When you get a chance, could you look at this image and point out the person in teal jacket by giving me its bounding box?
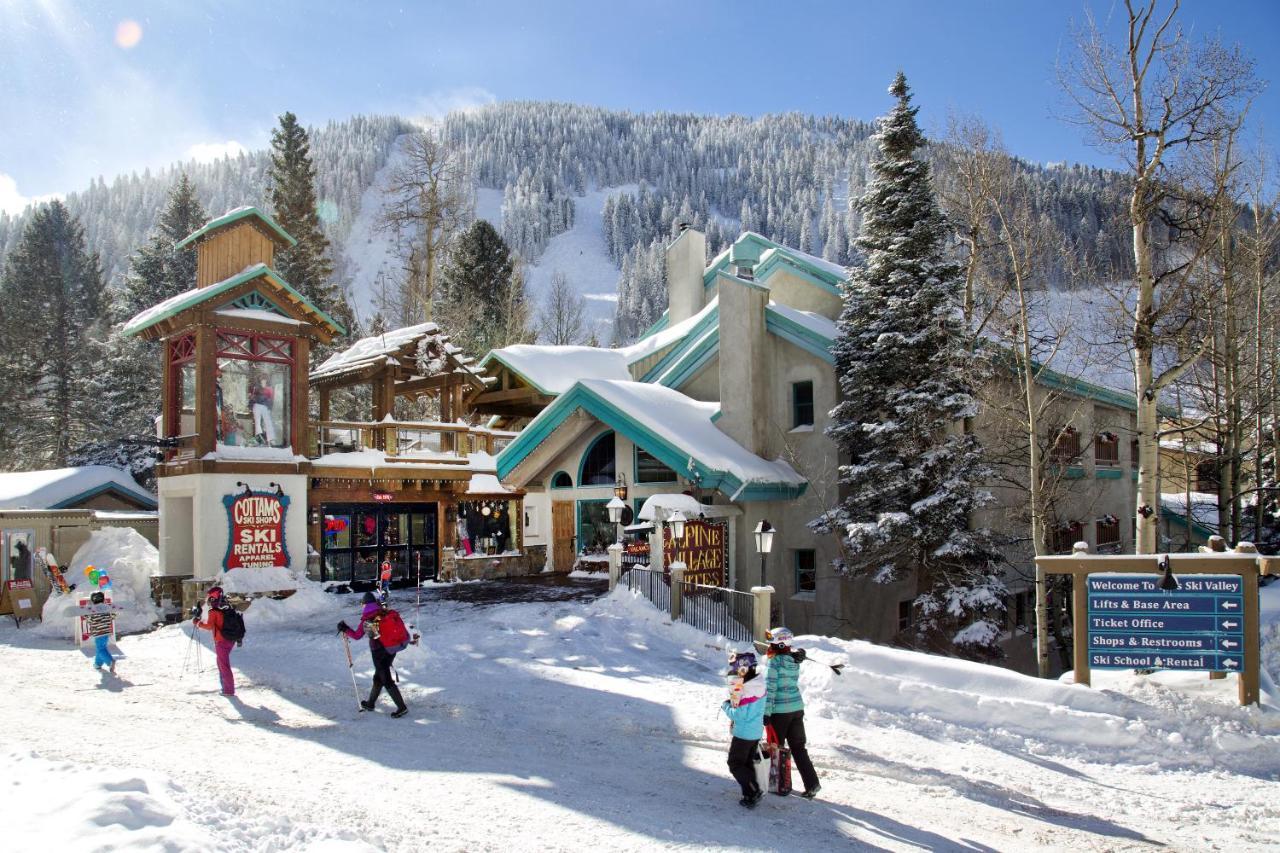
[721,649,766,808]
[764,626,821,798]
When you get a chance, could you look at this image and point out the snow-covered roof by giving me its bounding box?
[767,302,837,342]
[215,308,307,326]
[497,379,806,501]
[482,299,720,395]
[1160,491,1219,535]
[122,263,345,338]
[310,321,484,385]
[0,466,157,510]
[173,206,296,251]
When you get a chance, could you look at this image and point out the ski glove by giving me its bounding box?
[337,621,351,634]
[791,649,807,662]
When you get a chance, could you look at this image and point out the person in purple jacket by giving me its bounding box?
[338,592,408,717]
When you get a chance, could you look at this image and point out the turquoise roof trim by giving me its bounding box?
[657,329,719,389]
[174,206,297,251]
[639,304,721,383]
[765,308,836,364]
[123,264,345,338]
[495,383,806,502]
[754,250,843,296]
[1164,506,1216,540]
[52,482,157,511]
[636,311,670,343]
[702,232,846,292]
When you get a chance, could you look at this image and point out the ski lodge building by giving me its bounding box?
[473,228,1147,666]
[123,207,537,592]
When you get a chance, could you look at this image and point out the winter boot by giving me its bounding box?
[391,706,409,719]
[800,784,821,800]
[360,699,376,712]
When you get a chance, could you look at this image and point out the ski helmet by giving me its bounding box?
[90,591,105,605]
[727,649,757,674]
[361,591,378,605]
[766,627,794,647]
[206,586,224,602]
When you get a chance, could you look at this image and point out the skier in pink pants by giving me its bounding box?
[193,586,242,695]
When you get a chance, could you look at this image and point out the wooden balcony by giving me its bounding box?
[311,420,514,462]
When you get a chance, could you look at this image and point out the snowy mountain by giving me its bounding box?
[0,103,1132,343]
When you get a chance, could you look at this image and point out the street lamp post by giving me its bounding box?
[606,496,627,545]
[754,519,774,587]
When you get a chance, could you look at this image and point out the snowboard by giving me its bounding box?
[765,725,792,796]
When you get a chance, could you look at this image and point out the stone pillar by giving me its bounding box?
[670,562,686,621]
[649,526,665,573]
[607,542,623,592]
[751,585,774,644]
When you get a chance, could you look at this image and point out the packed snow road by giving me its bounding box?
[2,582,1279,851]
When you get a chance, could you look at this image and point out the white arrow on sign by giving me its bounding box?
[1222,639,1239,649]
[1221,601,1239,610]
[1222,620,1239,629]
[1224,658,1240,669]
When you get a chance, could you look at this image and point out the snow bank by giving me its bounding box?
[0,748,375,851]
[216,566,299,594]
[215,567,342,629]
[37,528,162,637]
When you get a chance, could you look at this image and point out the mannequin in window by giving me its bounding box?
[250,375,277,446]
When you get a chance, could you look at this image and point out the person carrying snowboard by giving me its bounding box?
[193,586,244,696]
[720,648,766,809]
[338,592,412,718]
[763,627,821,799]
[83,591,117,673]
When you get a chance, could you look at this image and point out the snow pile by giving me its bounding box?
[0,465,155,510]
[217,566,299,594]
[38,527,162,637]
[0,749,374,851]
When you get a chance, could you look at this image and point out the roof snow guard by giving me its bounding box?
[122,263,345,340]
[496,379,806,502]
[174,206,297,251]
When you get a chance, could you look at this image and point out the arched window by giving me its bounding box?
[551,471,573,489]
[579,431,616,486]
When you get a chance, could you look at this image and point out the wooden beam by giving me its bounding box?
[293,336,310,456]
[472,387,545,405]
[194,324,216,457]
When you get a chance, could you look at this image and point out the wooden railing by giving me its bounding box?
[311,420,515,461]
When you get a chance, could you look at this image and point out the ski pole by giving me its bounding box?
[341,633,363,711]
[753,640,843,675]
[415,551,421,629]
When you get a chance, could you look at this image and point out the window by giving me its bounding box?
[1095,432,1119,467]
[897,598,915,632]
[1051,426,1081,464]
[1130,438,1140,468]
[1196,460,1220,492]
[1096,515,1121,552]
[794,550,816,592]
[1051,521,1084,554]
[551,471,573,489]
[635,447,677,483]
[792,381,815,429]
[579,432,616,486]
[215,356,292,448]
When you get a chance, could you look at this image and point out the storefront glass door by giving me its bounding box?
[320,503,438,587]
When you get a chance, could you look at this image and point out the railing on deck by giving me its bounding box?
[677,581,755,643]
[312,420,516,461]
[623,567,670,614]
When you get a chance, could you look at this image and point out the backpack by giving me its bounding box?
[219,604,246,644]
[377,608,409,653]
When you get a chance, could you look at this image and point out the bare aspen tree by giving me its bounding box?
[538,271,587,345]
[379,131,471,324]
[1060,0,1259,552]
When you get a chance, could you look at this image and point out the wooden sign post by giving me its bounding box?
[1035,547,1270,706]
[0,579,40,626]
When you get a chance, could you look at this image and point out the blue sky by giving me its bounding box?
[1,0,1277,212]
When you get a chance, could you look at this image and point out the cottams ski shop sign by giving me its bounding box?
[223,490,291,570]
[1086,573,1245,672]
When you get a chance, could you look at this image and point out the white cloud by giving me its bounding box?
[406,86,497,127]
[185,140,248,163]
[583,293,619,303]
[0,173,61,216]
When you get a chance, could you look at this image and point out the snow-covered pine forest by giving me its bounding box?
[0,102,1133,343]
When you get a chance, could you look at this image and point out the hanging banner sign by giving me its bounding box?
[664,519,727,586]
[372,491,394,503]
[223,490,291,570]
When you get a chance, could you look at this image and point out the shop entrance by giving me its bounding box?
[320,503,438,587]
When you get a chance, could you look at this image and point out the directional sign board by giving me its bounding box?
[1086,574,1245,673]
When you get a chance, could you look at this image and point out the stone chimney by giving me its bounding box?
[715,272,771,457]
[665,225,707,325]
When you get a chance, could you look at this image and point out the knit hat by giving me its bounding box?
[362,602,381,619]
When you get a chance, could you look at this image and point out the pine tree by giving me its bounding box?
[815,73,1004,660]
[0,201,106,468]
[269,111,354,339]
[115,173,207,322]
[435,220,526,355]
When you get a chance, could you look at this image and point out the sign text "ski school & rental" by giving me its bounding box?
[223,490,291,570]
[1087,573,1245,672]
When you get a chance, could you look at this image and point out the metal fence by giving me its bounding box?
[624,567,670,613]
[677,581,755,643]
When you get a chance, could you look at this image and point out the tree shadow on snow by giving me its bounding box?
[832,743,1159,845]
